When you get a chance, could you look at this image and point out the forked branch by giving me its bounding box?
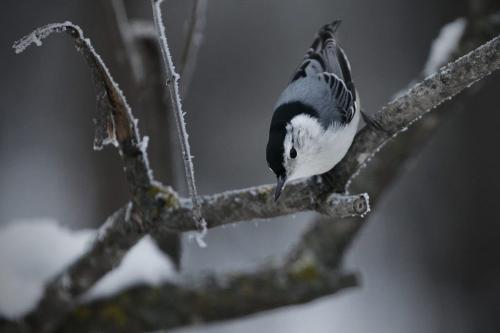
[60,32,500,333]
[58,31,500,333]
[8,20,369,333]
[5,13,500,333]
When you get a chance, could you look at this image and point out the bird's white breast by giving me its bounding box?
[286,110,360,181]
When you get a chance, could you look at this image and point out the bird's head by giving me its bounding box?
[266,102,323,201]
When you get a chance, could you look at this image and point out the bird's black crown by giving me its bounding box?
[266,101,317,177]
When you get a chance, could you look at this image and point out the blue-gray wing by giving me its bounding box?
[291,20,356,125]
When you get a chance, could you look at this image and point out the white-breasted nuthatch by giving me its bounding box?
[267,20,379,201]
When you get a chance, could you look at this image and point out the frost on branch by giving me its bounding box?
[13,23,67,53]
[13,21,153,195]
[13,22,135,151]
[151,0,206,241]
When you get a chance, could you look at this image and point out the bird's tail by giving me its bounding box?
[291,20,348,83]
[321,20,342,36]
[311,20,342,51]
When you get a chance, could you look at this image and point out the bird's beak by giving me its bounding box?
[274,175,287,202]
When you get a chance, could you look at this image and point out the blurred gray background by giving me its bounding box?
[1,0,500,332]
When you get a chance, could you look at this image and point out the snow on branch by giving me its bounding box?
[13,22,153,197]
[423,18,467,76]
[150,0,206,241]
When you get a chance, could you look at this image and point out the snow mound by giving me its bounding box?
[0,219,175,319]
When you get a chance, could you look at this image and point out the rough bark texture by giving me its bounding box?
[58,268,356,333]
[326,33,500,193]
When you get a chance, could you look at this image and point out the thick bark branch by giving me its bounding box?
[58,268,357,333]
[326,33,500,193]
[169,182,369,231]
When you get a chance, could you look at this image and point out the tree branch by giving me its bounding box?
[11,21,169,333]
[13,22,153,199]
[150,0,206,237]
[59,267,357,333]
[8,20,369,333]
[58,31,500,333]
[326,33,500,193]
[6,16,500,333]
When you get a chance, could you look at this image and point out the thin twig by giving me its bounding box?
[179,0,208,97]
[150,0,206,241]
[110,0,145,83]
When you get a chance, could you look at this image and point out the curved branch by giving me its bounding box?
[326,33,500,193]
[13,22,152,198]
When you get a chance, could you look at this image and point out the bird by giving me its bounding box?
[266,20,378,201]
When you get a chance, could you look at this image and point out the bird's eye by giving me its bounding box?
[290,147,297,159]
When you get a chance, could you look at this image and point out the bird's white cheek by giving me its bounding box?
[288,154,314,180]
